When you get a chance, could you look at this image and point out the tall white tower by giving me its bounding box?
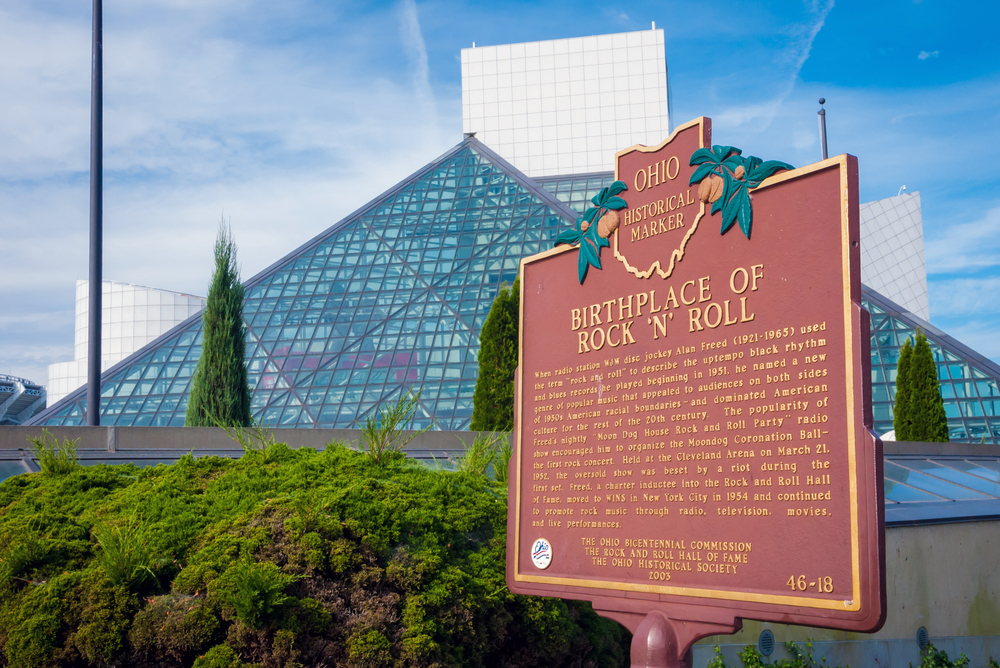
[461,27,670,177]
[47,280,205,404]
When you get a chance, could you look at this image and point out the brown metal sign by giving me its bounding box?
[507,118,885,665]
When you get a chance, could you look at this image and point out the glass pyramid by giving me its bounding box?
[863,289,1000,443]
[32,139,574,430]
[30,143,1000,443]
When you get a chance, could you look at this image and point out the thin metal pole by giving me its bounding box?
[87,0,103,426]
[818,97,828,161]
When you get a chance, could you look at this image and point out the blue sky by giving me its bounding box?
[1,0,999,385]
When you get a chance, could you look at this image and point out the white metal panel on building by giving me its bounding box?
[461,28,670,177]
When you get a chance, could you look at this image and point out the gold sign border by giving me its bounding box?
[514,154,863,612]
[611,117,708,280]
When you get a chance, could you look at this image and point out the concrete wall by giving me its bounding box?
[694,520,1000,666]
[883,440,1000,457]
[0,425,488,456]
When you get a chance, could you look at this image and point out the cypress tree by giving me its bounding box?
[907,330,949,442]
[471,277,520,431]
[185,224,252,427]
[892,337,913,439]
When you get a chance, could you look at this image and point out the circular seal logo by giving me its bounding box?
[530,538,553,570]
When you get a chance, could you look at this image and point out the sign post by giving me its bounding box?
[507,118,885,667]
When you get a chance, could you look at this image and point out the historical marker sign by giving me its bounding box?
[507,118,885,663]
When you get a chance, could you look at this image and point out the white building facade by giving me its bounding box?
[859,191,929,321]
[461,28,671,177]
[46,280,205,404]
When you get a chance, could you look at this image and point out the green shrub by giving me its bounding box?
[73,571,140,664]
[1,571,82,667]
[28,429,77,475]
[129,592,222,663]
[493,432,513,484]
[0,440,627,668]
[347,628,393,667]
[219,422,296,464]
[917,643,970,668]
[211,557,300,627]
[193,644,252,668]
[707,640,845,668]
[471,277,520,431]
[185,223,252,428]
[894,330,948,442]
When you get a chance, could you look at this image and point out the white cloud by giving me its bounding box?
[792,128,817,151]
[925,204,1000,273]
[398,0,435,117]
[0,0,460,380]
[929,276,1000,318]
[0,339,75,386]
[711,0,834,133]
[918,50,939,60]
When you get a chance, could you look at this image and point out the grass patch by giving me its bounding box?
[28,429,77,475]
[457,430,511,482]
[359,389,431,465]
[93,513,159,591]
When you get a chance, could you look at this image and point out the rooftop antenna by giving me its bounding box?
[87,0,103,426]
[818,98,828,161]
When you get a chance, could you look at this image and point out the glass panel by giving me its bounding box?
[959,459,1000,481]
[897,459,1000,498]
[883,478,945,503]
[0,460,29,482]
[883,461,990,500]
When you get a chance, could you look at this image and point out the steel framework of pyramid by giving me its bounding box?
[29,137,1000,444]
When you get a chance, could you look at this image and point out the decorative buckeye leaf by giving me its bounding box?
[589,225,610,249]
[556,228,584,246]
[577,231,605,283]
[689,144,792,241]
[736,190,754,239]
[722,152,745,174]
[721,181,746,234]
[689,161,716,185]
[607,181,627,197]
[591,181,629,208]
[604,196,628,210]
[713,170,733,216]
[554,180,629,284]
[745,159,794,187]
[689,147,719,166]
[712,145,739,162]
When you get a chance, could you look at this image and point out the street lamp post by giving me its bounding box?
[818,98,828,161]
[87,0,103,426]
